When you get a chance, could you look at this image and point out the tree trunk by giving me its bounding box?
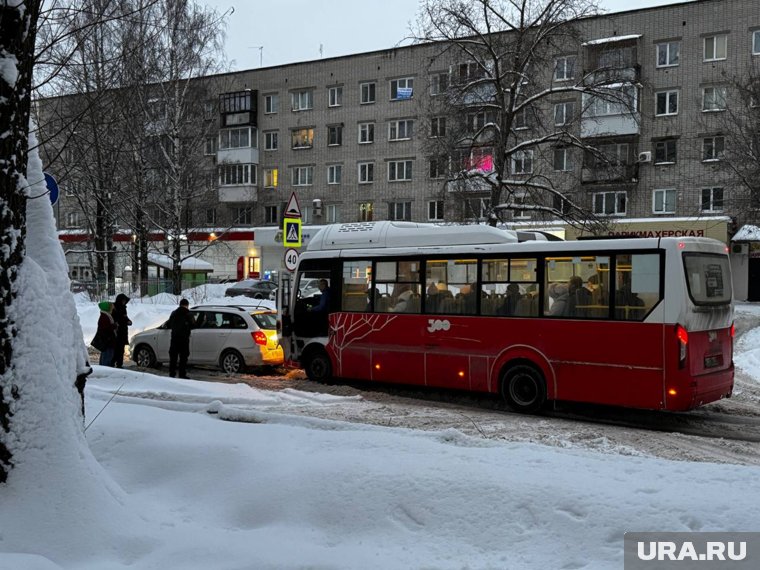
[0,0,42,483]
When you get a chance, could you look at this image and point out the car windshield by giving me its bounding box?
[251,312,277,330]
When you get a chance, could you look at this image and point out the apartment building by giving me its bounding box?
[47,0,760,280]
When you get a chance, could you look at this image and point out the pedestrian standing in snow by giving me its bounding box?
[168,298,195,379]
[111,293,132,368]
[95,301,118,366]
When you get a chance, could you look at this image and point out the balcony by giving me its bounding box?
[217,147,259,164]
[581,112,640,138]
[218,185,257,203]
[581,164,638,184]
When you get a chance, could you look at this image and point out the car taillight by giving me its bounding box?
[675,324,688,368]
[252,331,267,346]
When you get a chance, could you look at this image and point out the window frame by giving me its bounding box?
[390,77,414,101]
[263,168,278,189]
[388,160,413,182]
[358,122,375,144]
[510,150,534,175]
[219,163,256,186]
[388,201,412,221]
[430,116,446,138]
[264,131,278,151]
[703,34,728,62]
[702,86,727,112]
[754,30,760,56]
[291,127,314,149]
[264,205,278,225]
[652,188,677,214]
[264,93,279,114]
[290,89,314,112]
[429,72,449,96]
[427,200,444,221]
[553,147,573,172]
[554,101,574,126]
[593,191,627,216]
[656,41,680,67]
[234,206,253,225]
[655,90,679,116]
[358,161,374,184]
[292,165,314,187]
[327,164,342,185]
[701,187,724,212]
[328,85,343,107]
[553,55,576,81]
[359,202,374,222]
[388,119,414,141]
[327,124,343,147]
[360,81,376,105]
[702,136,725,161]
[654,139,677,164]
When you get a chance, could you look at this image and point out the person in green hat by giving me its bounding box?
[95,301,118,366]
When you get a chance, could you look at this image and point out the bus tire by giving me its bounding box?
[501,363,546,413]
[303,348,332,383]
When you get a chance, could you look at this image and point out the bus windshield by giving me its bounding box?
[682,253,732,306]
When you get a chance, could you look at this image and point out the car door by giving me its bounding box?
[190,311,230,365]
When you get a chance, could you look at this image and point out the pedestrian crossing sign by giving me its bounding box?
[283,217,302,248]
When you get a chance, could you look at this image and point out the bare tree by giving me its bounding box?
[413,0,638,230]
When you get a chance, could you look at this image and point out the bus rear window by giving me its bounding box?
[682,253,732,305]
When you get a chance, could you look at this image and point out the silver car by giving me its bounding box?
[130,305,284,374]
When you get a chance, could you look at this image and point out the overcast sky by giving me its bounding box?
[205,0,680,71]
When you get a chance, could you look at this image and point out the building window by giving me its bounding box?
[512,193,532,220]
[390,77,414,100]
[430,116,446,138]
[703,86,727,111]
[291,127,314,149]
[457,61,486,84]
[754,31,760,56]
[328,86,343,107]
[264,94,279,114]
[701,187,724,212]
[428,200,444,221]
[292,166,314,186]
[265,205,278,224]
[703,136,725,161]
[290,89,313,111]
[326,204,339,223]
[327,164,342,185]
[653,188,676,214]
[464,197,491,220]
[360,82,376,104]
[593,191,626,216]
[655,90,679,116]
[264,131,278,151]
[327,125,343,146]
[388,160,413,182]
[388,201,412,221]
[654,139,677,164]
[205,208,216,225]
[430,72,449,95]
[389,119,414,141]
[204,137,217,155]
[514,107,529,130]
[429,156,447,179]
[704,34,727,61]
[511,150,533,174]
[553,148,573,171]
[553,55,576,81]
[219,127,253,149]
[358,122,374,144]
[358,162,374,184]
[264,168,278,188]
[219,163,256,185]
[359,202,373,222]
[656,41,680,67]
[235,206,252,225]
[585,85,637,117]
[467,110,496,133]
[66,211,81,228]
[554,102,574,126]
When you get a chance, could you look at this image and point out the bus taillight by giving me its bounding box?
[676,324,688,368]
[730,323,735,338]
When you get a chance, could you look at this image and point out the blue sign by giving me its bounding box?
[396,87,413,99]
[44,172,59,205]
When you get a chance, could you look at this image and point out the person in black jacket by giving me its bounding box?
[168,298,195,379]
[111,293,132,368]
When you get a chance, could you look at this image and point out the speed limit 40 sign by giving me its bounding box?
[284,248,300,272]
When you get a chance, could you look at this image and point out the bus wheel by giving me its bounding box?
[501,364,546,413]
[304,348,332,383]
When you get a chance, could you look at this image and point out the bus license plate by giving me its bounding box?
[704,355,723,369]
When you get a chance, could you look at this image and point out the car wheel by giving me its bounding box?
[253,293,264,299]
[501,363,546,413]
[220,349,244,374]
[303,348,332,383]
[133,344,157,368]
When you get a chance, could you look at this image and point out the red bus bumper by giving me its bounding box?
[664,364,734,411]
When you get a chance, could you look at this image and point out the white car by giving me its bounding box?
[130,305,283,374]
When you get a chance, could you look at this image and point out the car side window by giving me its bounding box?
[220,313,247,329]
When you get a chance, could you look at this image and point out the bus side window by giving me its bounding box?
[615,253,659,321]
[342,259,372,312]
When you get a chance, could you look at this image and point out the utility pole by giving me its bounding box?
[249,46,263,67]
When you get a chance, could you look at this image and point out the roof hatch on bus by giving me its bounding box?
[307,221,521,250]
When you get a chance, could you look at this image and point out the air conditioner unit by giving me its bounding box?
[637,151,652,163]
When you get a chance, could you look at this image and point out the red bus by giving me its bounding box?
[278,222,734,412]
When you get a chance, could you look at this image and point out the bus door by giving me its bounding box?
[277,272,293,361]
[421,258,488,391]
